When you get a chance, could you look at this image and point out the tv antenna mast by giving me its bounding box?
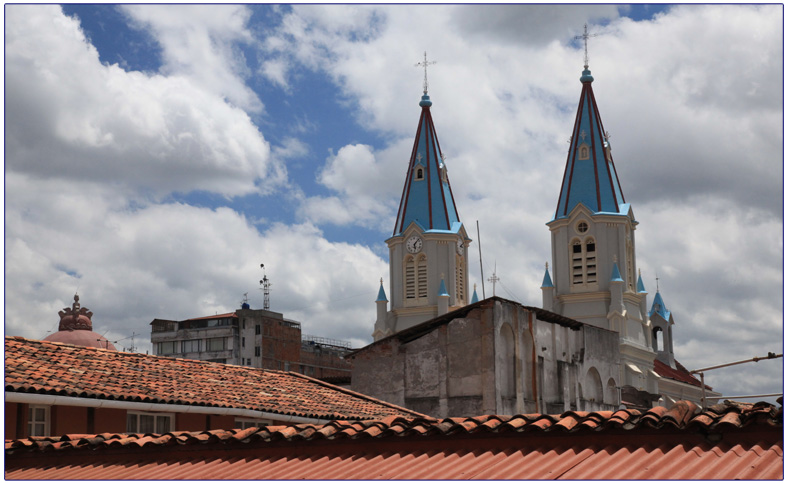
[260,264,272,310]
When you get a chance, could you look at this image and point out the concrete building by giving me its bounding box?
[150,303,352,381]
[354,297,620,418]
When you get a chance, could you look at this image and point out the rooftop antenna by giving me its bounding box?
[477,220,486,299]
[260,263,272,310]
[488,262,500,297]
[415,51,436,95]
[575,23,599,69]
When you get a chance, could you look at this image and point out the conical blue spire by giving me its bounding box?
[393,93,462,236]
[649,291,671,320]
[554,66,627,220]
[610,262,623,282]
[637,272,647,293]
[541,264,554,288]
[470,284,479,303]
[437,277,450,297]
[376,279,388,302]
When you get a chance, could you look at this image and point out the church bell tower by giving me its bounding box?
[373,54,470,341]
[543,42,657,394]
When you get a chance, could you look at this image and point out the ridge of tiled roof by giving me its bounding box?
[6,400,781,454]
[4,336,423,420]
[654,358,711,389]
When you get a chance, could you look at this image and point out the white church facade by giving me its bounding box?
[357,56,718,416]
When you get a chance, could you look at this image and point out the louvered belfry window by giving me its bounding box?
[455,256,464,304]
[571,238,597,285]
[405,256,416,299]
[417,255,428,299]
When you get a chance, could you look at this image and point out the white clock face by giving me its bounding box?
[406,236,423,254]
[456,238,464,255]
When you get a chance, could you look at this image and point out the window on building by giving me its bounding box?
[571,237,597,285]
[242,319,245,329]
[404,255,416,299]
[157,341,177,355]
[242,337,245,348]
[455,256,465,304]
[28,405,50,437]
[235,418,273,430]
[255,346,261,357]
[182,339,201,353]
[415,167,424,180]
[206,337,226,351]
[417,254,428,299]
[255,324,261,335]
[126,412,172,434]
[404,254,428,302]
[246,358,252,366]
[578,143,590,160]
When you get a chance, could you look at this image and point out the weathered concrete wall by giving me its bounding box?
[353,299,622,418]
[350,338,406,408]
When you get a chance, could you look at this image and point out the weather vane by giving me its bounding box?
[575,23,599,69]
[415,51,436,95]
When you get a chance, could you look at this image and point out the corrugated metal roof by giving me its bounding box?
[6,400,782,480]
[5,336,423,420]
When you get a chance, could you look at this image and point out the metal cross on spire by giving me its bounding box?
[487,262,500,297]
[415,51,437,95]
[575,23,599,69]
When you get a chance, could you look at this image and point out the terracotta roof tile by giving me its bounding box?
[9,400,778,457]
[653,358,710,388]
[5,336,423,421]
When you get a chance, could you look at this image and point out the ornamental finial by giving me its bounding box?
[575,23,599,70]
[415,51,437,95]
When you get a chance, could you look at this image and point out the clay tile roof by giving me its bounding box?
[5,400,782,480]
[654,358,710,388]
[4,336,423,421]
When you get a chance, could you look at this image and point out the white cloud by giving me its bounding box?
[120,5,263,113]
[263,4,783,398]
[5,5,281,198]
[5,172,387,350]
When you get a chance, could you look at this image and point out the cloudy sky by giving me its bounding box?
[4,4,783,400]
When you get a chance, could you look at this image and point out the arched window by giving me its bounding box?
[571,237,597,285]
[404,254,428,303]
[653,327,664,352]
[584,367,603,405]
[455,256,465,304]
[499,323,516,403]
[404,255,416,300]
[417,254,428,299]
[605,378,617,406]
[578,143,590,160]
[626,233,635,291]
[415,167,424,180]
